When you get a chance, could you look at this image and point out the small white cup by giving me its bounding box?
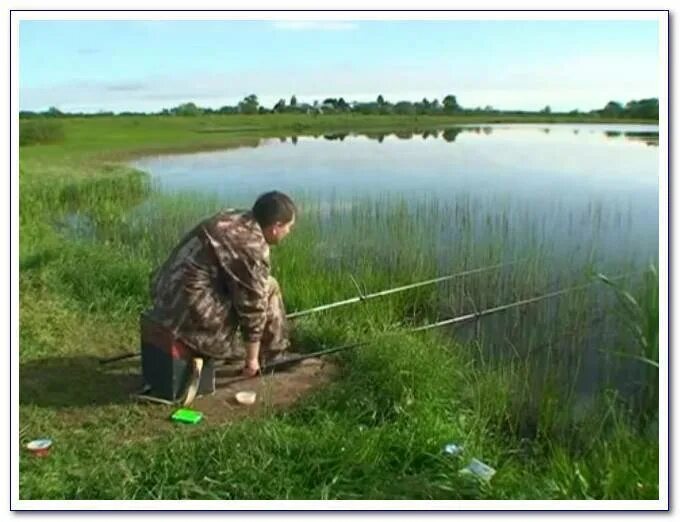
[235,391,257,405]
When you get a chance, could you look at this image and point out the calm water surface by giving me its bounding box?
[133,123,659,265]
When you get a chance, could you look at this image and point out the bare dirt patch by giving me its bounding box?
[175,357,338,423]
[20,355,339,451]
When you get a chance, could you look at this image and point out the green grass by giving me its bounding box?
[18,114,659,500]
[20,112,655,163]
[19,332,659,500]
[20,119,66,146]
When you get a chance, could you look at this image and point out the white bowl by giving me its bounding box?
[26,438,52,456]
[235,391,257,405]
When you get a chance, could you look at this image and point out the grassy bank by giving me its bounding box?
[19,115,659,500]
[20,112,657,162]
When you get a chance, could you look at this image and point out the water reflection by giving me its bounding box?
[442,128,463,142]
[394,131,413,140]
[193,122,658,147]
[323,133,349,141]
[603,130,659,147]
[624,131,659,147]
[136,125,659,212]
[291,125,659,145]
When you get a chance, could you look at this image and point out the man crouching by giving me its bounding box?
[149,191,296,377]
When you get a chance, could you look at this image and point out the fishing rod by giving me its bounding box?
[216,274,628,386]
[286,258,524,319]
[98,258,521,365]
[138,289,615,404]
[410,279,612,332]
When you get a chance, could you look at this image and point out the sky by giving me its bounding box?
[18,19,660,113]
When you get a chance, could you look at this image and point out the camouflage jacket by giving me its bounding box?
[149,209,270,357]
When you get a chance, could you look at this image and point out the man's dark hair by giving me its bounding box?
[252,191,297,228]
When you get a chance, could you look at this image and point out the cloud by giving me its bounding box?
[271,21,358,31]
[105,81,146,92]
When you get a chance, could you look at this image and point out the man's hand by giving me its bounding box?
[242,341,261,377]
[242,358,260,377]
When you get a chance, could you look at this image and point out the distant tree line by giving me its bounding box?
[19,95,659,120]
[598,98,659,120]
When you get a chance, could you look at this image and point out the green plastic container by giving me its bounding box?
[170,408,203,424]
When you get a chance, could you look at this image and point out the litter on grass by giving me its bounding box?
[443,443,464,456]
[460,458,496,481]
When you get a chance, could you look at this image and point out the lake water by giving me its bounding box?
[133,123,659,267]
[134,124,658,201]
